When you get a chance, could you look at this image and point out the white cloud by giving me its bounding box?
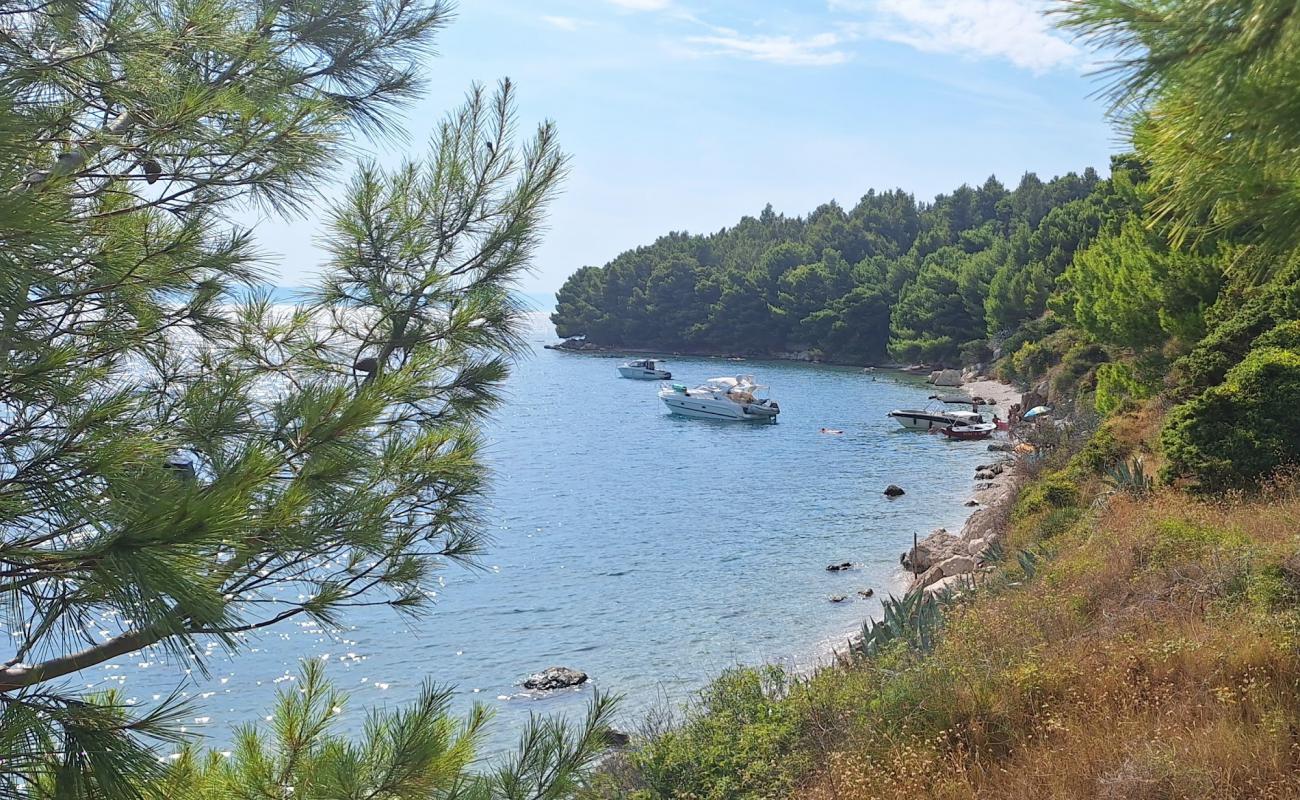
[604,0,672,10]
[684,31,852,67]
[541,15,587,31]
[841,0,1078,72]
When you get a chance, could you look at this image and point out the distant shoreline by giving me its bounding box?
[542,338,920,371]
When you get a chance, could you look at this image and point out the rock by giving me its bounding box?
[830,594,847,603]
[928,370,943,384]
[988,442,1015,452]
[936,554,976,576]
[914,564,945,588]
[967,538,987,557]
[884,484,906,497]
[902,529,964,572]
[549,338,597,352]
[825,562,853,572]
[604,728,632,747]
[975,482,994,490]
[963,507,1004,545]
[1023,387,1048,410]
[974,470,996,481]
[933,369,963,387]
[964,499,979,507]
[857,588,875,598]
[524,666,588,691]
[924,574,970,595]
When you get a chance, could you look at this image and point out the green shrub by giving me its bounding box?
[1254,320,1300,352]
[1038,506,1083,539]
[1069,426,1128,476]
[1243,564,1295,612]
[1051,342,1107,398]
[1161,347,1300,493]
[1017,472,1081,516]
[1141,519,1249,567]
[1009,341,1050,384]
[630,666,810,800]
[959,338,993,365]
[998,316,1065,363]
[1170,258,1300,395]
[1095,362,1154,415]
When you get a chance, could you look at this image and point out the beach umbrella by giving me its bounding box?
[1023,405,1051,419]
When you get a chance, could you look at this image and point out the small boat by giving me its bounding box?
[940,422,997,441]
[618,359,671,380]
[888,395,986,431]
[658,375,780,422]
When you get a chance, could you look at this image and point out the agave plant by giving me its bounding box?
[854,590,947,658]
[1017,547,1044,580]
[982,541,1007,565]
[1104,457,1155,496]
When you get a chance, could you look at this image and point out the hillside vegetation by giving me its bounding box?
[553,167,1111,365]
[574,1,1300,797]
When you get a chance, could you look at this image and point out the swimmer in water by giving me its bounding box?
[820,428,844,435]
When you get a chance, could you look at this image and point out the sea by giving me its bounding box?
[72,311,996,756]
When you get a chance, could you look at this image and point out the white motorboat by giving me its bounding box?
[888,395,986,431]
[618,359,671,380]
[659,376,780,422]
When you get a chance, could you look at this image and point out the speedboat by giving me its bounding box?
[888,395,985,431]
[658,376,780,422]
[618,359,671,380]
[940,422,997,441]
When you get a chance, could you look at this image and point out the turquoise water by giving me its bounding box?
[86,315,995,753]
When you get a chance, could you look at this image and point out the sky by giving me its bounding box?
[251,0,1122,294]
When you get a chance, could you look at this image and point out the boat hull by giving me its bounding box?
[940,424,996,441]
[618,366,671,379]
[660,396,778,422]
[888,411,960,431]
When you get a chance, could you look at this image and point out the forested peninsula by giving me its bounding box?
[550,163,1166,367]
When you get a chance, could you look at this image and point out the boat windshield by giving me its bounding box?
[695,376,768,398]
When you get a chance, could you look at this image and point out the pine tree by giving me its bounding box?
[0,3,606,797]
[1060,0,1300,258]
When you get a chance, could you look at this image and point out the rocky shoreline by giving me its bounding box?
[806,377,1026,667]
[544,337,911,370]
[900,377,1026,595]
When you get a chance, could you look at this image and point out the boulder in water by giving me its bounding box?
[826,561,853,572]
[884,484,906,497]
[524,666,588,691]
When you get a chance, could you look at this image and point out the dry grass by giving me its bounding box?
[794,479,1300,800]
